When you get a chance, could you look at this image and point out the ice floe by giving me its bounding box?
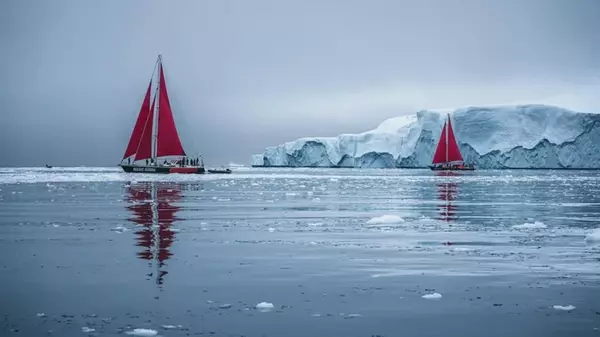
[366,215,405,225]
[512,221,547,230]
[125,328,158,336]
[422,292,443,299]
[552,305,576,311]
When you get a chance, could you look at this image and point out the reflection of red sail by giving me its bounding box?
[435,172,458,222]
[125,182,182,285]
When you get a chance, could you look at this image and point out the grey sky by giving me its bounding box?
[2,0,600,166]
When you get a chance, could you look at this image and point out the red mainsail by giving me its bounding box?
[122,56,188,164]
[123,81,152,160]
[134,95,156,161]
[156,64,186,158]
[432,114,464,164]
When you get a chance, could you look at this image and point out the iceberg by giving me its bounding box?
[252,105,600,169]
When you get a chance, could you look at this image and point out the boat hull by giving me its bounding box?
[120,165,205,174]
[429,165,475,171]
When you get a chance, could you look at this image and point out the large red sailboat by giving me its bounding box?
[429,114,474,171]
[119,55,205,174]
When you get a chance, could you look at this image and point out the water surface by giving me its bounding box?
[1,167,599,336]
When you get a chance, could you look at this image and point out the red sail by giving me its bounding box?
[156,64,186,158]
[446,116,464,163]
[134,95,156,161]
[123,81,152,160]
[432,115,464,164]
[432,120,448,164]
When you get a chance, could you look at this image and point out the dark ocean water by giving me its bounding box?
[0,167,599,337]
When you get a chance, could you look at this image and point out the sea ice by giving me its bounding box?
[552,305,576,311]
[256,302,274,312]
[584,228,600,244]
[366,215,405,225]
[422,292,443,299]
[125,328,158,336]
[512,221,547,230]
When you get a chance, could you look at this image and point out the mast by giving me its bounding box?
[445,114,449,163]
[152,55,162,164]
[151,182,160,285]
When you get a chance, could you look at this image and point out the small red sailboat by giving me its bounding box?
[429,114,475,171]
[119,55,205,174]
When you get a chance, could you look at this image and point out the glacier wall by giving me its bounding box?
[252,105,600,169]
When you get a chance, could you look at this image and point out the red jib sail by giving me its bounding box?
[134,95,156,161]
[432,114,464,164]
[123,81,152,160]
[156,64,186,158]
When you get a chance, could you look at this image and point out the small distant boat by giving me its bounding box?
[119,55,205,174]
[429,114,475,171]
[208,168,232,174]
[45,164,53,169]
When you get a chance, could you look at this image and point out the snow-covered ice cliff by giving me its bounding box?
[251,105,600,169]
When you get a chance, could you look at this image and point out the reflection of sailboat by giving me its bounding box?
[435,172,459,222]
[125,182,182,286]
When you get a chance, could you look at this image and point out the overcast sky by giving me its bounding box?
[2,0,600,166]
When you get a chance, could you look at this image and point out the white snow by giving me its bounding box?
[422,292,443,299]
[552,305,576,311]
[252,104,600,168]
[512,221,547,230]
[366,215,405,225]
[125,329,158,336]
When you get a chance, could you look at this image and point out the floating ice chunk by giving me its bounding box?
[422,292,442,299]
[82,327,95,333]
[256,302,274,312]
[451,247,474,252]
[512,221,547,230]
[552,305,576,311]
[345,313,362,318]
[366,215,405,225]
[307,222,323,227]
[268,228,276,232]
[125,329,158,336]
[219,303,232,309]
[111,226,128,233]
[36,313,46,317]
[584,228,600,244]
[161,325,183,329]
